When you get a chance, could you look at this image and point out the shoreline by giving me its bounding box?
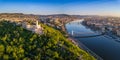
[82,23,120,42]
[64,20,103,60]
[68,37,103,60]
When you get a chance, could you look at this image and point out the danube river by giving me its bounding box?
[65,20,120,60]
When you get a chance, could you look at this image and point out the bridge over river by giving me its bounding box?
[69,30,105,38]
[66,20,120,60]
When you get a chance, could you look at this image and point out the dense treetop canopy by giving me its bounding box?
[0,21,95,60]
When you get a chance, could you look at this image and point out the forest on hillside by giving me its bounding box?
[0,21,95,60]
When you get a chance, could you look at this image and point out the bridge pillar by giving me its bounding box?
[71,30,74,36]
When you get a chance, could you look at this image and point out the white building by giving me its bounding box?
[22,21,43,34]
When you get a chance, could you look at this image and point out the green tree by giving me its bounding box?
[0,45,4,57]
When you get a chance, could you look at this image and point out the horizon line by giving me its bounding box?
[0,12,120,17]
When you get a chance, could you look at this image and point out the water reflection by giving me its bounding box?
[65,20,120,60]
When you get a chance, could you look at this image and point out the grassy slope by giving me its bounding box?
[0,21,95,60]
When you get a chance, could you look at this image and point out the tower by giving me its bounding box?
[36,21,38,28]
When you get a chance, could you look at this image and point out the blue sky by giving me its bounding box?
[0,0,120,16]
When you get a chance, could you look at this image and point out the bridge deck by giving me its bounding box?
[70,33,104,38]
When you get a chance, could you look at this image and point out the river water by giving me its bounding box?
[65,20,120,60]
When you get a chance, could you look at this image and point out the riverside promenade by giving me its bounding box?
[68,37,103,60]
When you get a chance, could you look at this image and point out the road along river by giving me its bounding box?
[65,20,120,60]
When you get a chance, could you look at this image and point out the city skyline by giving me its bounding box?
[0,0,120,17]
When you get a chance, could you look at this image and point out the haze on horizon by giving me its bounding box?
[0,0,120,17]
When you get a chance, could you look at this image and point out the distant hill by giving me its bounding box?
[0,13,39,22]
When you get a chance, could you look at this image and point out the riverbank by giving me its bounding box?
[68,37,103,60]
[65,20,103,60]
[65,19,120,60]
[82,20,120,43]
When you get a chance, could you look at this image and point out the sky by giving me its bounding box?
[0,0,120,17]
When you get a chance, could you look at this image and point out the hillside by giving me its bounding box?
[0,21,95,60]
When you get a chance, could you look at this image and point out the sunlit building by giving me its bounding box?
[22,21,43,34]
